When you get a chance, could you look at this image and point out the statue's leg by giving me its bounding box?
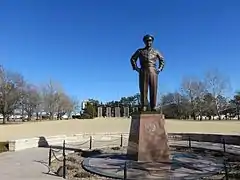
[139,70,148,110]
[149,69,158,110]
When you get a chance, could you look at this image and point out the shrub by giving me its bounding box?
[0,142,8,153]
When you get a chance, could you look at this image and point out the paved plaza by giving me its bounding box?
[0,148,61,180]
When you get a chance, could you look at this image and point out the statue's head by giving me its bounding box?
[143,34,154,48]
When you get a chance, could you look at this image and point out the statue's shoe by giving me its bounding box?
[151,108,157,111]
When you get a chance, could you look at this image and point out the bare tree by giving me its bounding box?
[161,92,190,119]
[202,93,215,119]
[67,97,80,118]
[181,77,206,120]
[193,81,207,120]
[0,66,25,124]
[22,84,41,121]
[56,92,73,119]
[35,100,44,120]
[42,80,62,120]
[204,70,231,119]
[157,91,164,113]
[173,92,185,119]
[230,91,240,120]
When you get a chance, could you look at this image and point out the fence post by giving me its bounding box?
[222,138,226,153]
[63,140,66,179]
[120,134,123,147]
[89,136,92,150]
[123,161,127,180]
[48,146,52,166]
[188,136,191,149]
[224,160,229,180]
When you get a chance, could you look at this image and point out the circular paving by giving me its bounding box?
[82,147,225,179]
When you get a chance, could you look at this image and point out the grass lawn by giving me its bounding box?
[0,118,239,141]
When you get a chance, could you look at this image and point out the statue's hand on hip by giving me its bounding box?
[135,67,141,73]
[157,67,164,74]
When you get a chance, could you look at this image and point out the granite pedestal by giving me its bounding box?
[127,113,169,162]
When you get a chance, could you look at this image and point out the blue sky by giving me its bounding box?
[0,0,240,102]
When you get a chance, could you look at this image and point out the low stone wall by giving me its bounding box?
[168,133,240,146]
[8,133,129,151]
[7,132,240,152]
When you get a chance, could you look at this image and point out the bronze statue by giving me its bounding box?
[130,34,164,111]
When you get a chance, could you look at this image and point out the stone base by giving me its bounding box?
[127,113,169,162]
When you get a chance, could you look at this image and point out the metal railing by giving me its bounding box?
[48,133,239,179]
[48,134,125,179]
[48,141,66,178]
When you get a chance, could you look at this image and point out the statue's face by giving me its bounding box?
[144,39,153,48]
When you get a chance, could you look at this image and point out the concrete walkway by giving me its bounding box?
[0,148,62,180]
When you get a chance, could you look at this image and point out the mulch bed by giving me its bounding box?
[50,147,124,179]
[50,146,240,180]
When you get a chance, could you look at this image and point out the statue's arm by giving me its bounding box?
[156,51,164,71]
[130,49,140,70]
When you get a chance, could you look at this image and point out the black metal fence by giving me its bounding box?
[48,134,125,179]
[48,133,239,179]
[48,141,67,178]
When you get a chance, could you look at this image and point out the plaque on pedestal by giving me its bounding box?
[127,113,169,162]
